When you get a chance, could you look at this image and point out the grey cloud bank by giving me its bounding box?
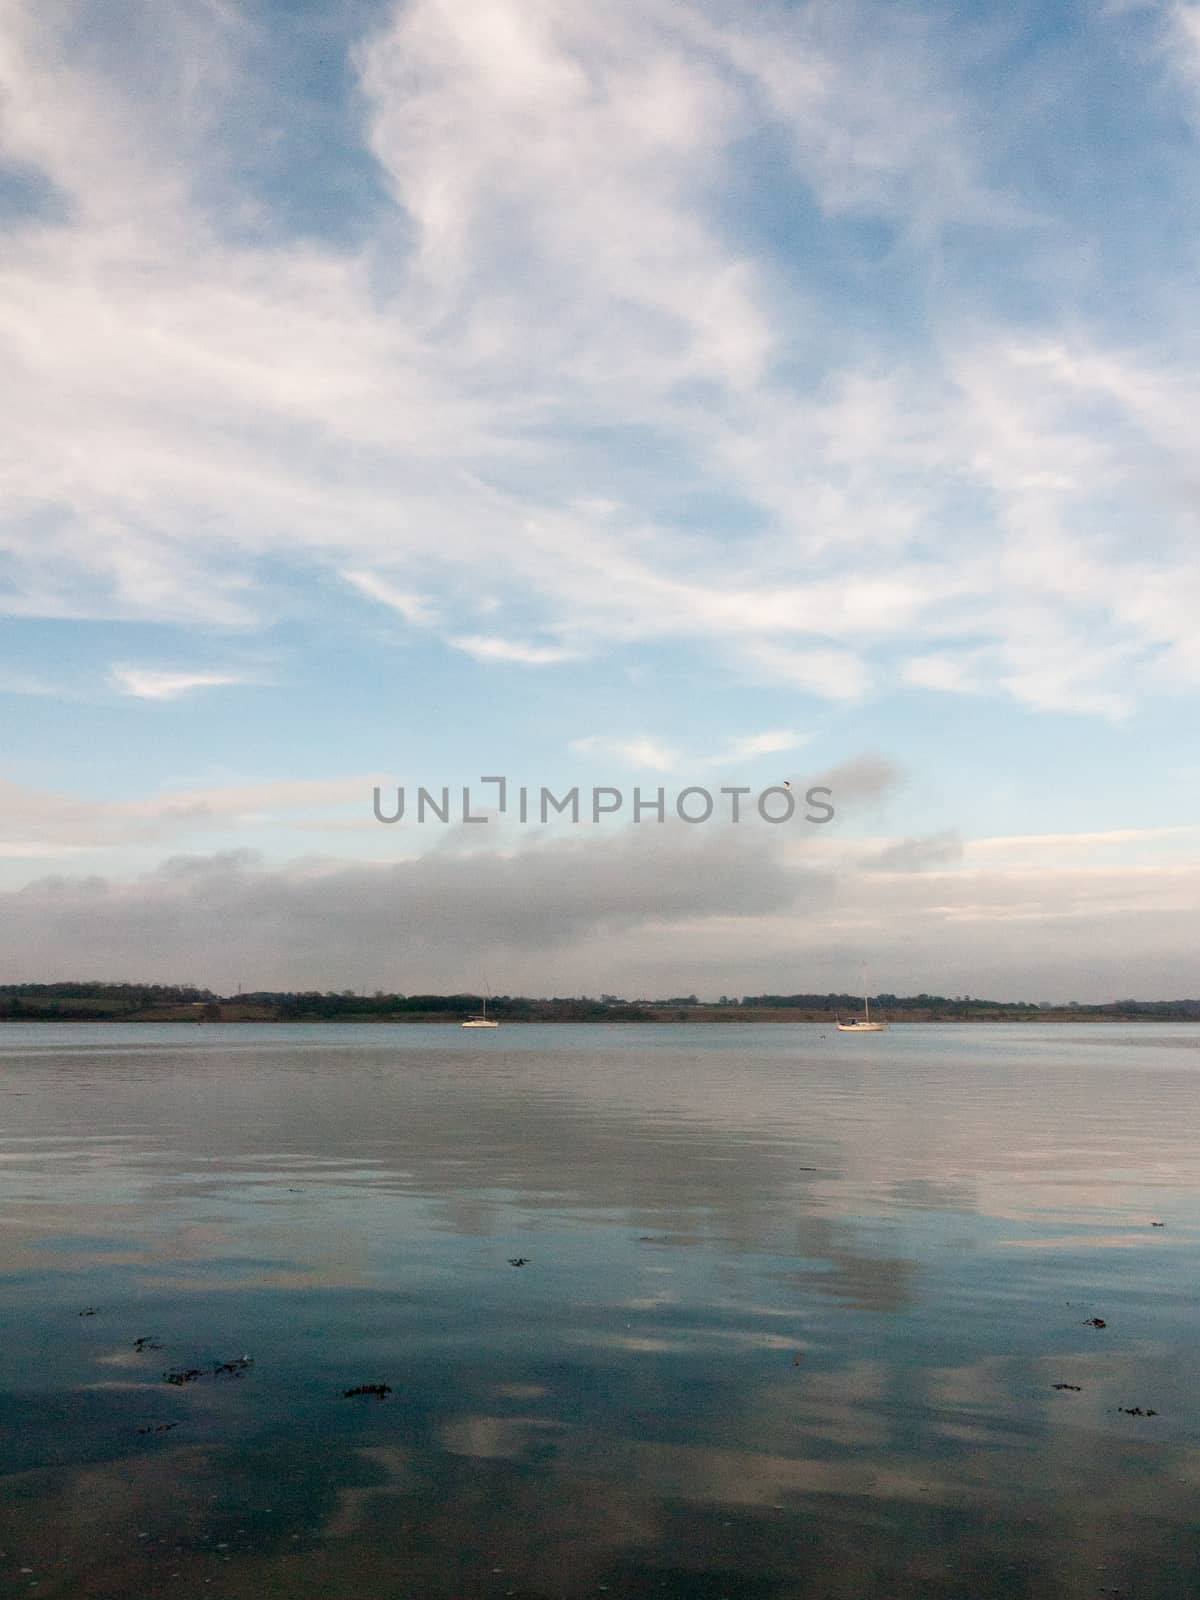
[2,824,806,989]
[861,830,964,873]
[3,824,1198,1002]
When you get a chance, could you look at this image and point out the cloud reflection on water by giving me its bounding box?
[1,1024,1199,1596]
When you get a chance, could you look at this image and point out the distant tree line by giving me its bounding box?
[0,983,1197,1022]
[259,992,656,1022]
[739,993,1200,1018]
[0,982,214,1019]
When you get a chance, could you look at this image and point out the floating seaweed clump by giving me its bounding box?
[164,1356,254,1386]
[343,1384,392,1400]
[213,1356,254,1376]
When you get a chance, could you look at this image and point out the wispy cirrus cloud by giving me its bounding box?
[719,729,809,762]
[110,667,249,700]
[741,644,872,702]
[449,635,581,666]
[568,728,810,774]
[569,735,683,772]
[342,570,439,627]
[1167,1,1200,89]
[0,0,1197,721]
[0,773,379,861]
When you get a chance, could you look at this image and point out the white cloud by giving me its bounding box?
[359,0,771,390]
[901,654,985,695]
[342,570,438,626]
[110,667,247,700]
[569,728,809,773]
[1170,2,1200,79]
[720,730,809,762]
[569,735,683,772]
[449,635,580,666]
[741,644,871,702]
[704,0,1015,234]
[0,0,1196,719]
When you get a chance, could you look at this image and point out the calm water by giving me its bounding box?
[2,1022,1199,1599]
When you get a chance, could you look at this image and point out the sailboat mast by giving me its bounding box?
[863,964,870,1023]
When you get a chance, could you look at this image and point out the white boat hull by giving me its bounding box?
[836,969,888,1031]
[461,1018,498,1028]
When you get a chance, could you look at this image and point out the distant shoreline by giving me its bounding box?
[1,1012,1194,1026]
[7,987,1196,1025]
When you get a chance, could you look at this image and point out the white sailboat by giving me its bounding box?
[835,970,889,1032]
[461,989,498,1028]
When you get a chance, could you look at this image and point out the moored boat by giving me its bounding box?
[461,992,498,1028]
[835,972,889,1032]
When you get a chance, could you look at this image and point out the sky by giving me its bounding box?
[1,0,1198,1000]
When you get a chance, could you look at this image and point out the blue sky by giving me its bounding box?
[1,0,1198,998]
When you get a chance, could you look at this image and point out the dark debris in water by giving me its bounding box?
[343,1384,392,1400]
[137,1422,178,1435]
[1151,1220,1165,1227]
[1052,1383,1082,1391]
[213,1356,254,1377]
[1117,1406,1158,1417]
[133,1336,162,1352]
[1083,1318,1107,1328]
[78,1307,98,1317]
[164,1356,254,1386]
[508,1257,529,1267]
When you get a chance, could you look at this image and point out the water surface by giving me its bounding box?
[2,1023,1199,1598]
